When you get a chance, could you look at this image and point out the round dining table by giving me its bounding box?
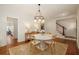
[33,33,55,54]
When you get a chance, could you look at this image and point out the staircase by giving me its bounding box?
[56,22,76,41]
[56,22,66,36]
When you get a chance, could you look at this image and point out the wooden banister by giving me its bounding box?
[56,23,66,36]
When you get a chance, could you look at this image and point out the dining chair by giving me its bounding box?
[44,39,55,54]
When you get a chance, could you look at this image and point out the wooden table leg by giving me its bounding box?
[53,41,55,55]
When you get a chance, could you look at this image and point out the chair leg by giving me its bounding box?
[53,41,55,55]
[50,44,53,54]
[48,44,53,54]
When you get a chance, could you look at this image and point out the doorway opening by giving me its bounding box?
[6,17,18,45]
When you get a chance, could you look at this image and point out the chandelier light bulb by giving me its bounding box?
[34,19,37,22]
[39,19,42,22]
[42,20,45,23]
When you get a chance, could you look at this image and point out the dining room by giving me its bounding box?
[0,4,79,55]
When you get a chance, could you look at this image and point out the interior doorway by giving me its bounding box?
[6,17,18,45]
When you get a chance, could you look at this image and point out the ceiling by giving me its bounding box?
[1,4,79,20]
[40,4,78,19]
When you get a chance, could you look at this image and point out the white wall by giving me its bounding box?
[1,17,7,46]
[0,5,7,46]
[45,19,56,35]
[0,17,7,46]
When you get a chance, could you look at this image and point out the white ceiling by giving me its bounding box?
[1,4,79,20]
[40,4,78,19]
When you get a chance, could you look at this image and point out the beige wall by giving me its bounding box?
[77,8,79,48]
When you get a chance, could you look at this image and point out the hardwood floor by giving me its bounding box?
[0,38,78,55]
[54,38,78,55]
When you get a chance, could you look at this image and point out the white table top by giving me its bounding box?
[34,34,53,40]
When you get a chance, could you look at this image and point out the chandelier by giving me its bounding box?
[34,4,45,32]
[34,4,45,24]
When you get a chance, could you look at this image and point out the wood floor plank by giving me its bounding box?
[0,38,78,55]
